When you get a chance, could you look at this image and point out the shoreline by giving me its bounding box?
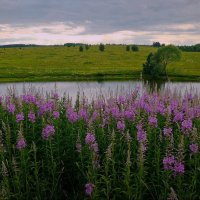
[0,74,200,83]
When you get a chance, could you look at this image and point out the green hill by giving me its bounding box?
[0,45,200,82]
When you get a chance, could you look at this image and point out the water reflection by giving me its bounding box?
[0,80,200,101]
[143,79,166,92]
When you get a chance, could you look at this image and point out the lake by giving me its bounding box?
[0,81,200,101]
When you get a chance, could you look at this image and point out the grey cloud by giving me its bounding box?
[0,37,33,43]
[1,0,200,29]
[0,0,200,44]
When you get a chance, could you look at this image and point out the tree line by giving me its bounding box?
[152,42,200,52]
[1,43,200,53]
[0,44,41,48]
[178,44,200,52]
[78,44,140,52]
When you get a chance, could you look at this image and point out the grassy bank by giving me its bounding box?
[0,45,200,82]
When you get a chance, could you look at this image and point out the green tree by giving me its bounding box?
[143,53,154,75]
[126,45,130,51]
[143,45,181,78]
[85,44,90,50]
[79,46,84,52]
[153,42,161,47]
[99,43,105,52]
[178,44,200,52]
[131,45,139,51]
[153,45,181,75]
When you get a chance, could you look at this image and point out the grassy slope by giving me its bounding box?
[0,45,200,82]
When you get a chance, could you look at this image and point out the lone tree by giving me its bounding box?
[99,43,105,52]
[154,45,181,75]
[131,45,139,52]
[143,45,181,78]
[85,44,90,50]
[79,46,84,52]
[143,52,154,75]
[126,45,130,51]
[153,42,161,47]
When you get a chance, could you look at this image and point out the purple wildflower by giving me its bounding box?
[28,111,36,123]
[140,143,147,152]
[22,94,37,104]
[189,143,198,154]
[16,113,24,123]
[67,108,78,123]
[68,112,78,122]
[85,183,95,196]
[85,133,96,144]
[95,99,104,109]
[156,102,165,115]
[39,101,54,115]
[136,124,143,131]
[78,108,88,121]
[163,155,185,175]
[52,92,59,99]
[85,133,99,154]
[174,161,185,175]
[90,142,99,153]
[136,125,147,143]
[170,100,179,111]
[16,138,26,150]
[174,111,184,122]
[53,111,60,119]
[91,111,99,122]
[6,96,11,103]
[124,110,135,120]
[117,121,125,132]
[144,103,153,113]
[187,93,193,101]
[111,107,120,119]
[148,116,158,127]
[181,119,192,132]
[163,127,173,137]
[163,155,175,171]
[42,124,55,139]
[7,103,15,114]
[118,95,126,104]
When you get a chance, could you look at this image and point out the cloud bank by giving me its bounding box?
[0,0,200,45]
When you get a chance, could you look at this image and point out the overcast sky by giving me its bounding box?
[0,0,200,45]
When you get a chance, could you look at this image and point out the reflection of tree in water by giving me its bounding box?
[143,79,166,93]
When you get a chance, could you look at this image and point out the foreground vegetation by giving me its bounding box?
[0,45,200,82]
[0,88,200,199]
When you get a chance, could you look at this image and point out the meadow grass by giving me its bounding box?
[0,88,200,199]
[0,45,200,82]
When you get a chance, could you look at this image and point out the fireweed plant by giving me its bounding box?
[0,89,200,199]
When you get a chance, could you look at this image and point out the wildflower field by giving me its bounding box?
[0,88,200,199]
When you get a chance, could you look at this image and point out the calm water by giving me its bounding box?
[0,81,200,101]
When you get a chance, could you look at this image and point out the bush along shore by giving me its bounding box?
[0,89,200,199]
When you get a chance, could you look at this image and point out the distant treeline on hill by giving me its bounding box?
[178,44,200,52]
[0,44,42,48]
[64,43,85,47]
[1,43,200,52]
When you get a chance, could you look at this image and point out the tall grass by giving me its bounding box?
[0,88,200,199]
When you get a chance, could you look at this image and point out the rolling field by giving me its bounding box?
[0,45,200,82]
